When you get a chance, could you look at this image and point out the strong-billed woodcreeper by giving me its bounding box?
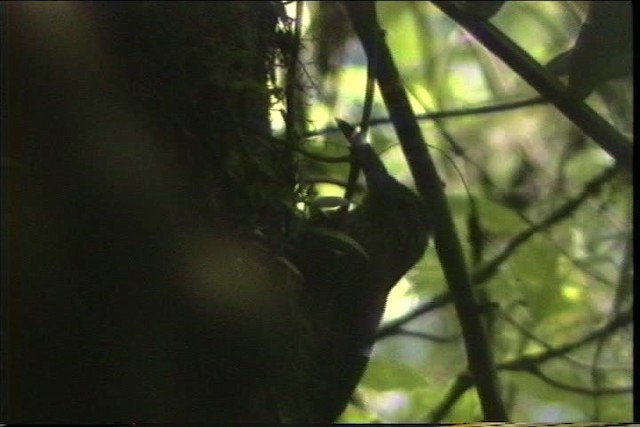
[285,130,432,422]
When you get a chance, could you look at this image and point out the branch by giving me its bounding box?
[337,32,379,218]
[343,1,507,420]
[426,310,632,422]
[388,328,458,343]
[591,232,633,417]
[440,310,633,408]
[378,163,620,346]
[427,372,473,422]
[305,96,547,138]
[527,366,631,396]
[473,165,619,285]
[431,1,633,172]
[376,294,450,339]
[498,308,632,370]
[498,308,625,372]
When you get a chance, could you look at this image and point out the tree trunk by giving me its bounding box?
[4,2,297,422]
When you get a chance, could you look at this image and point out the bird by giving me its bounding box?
[282,123,432,422]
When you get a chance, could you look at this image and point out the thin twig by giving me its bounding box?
[377,165,620,337]
[498,308,632,369]
[305,97,547,138]
[337,25,380,218]
[527,366,631,396]
[473,165,619,285]
[498,309,625,372]
[376,294,450,339]
[386,328,458,343]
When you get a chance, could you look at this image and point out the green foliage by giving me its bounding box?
[361,357,430,391]
[292,0,632,422]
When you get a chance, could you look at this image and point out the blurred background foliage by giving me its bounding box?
[275,1,632,422]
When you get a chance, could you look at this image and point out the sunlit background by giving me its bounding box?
[273,1,632,422]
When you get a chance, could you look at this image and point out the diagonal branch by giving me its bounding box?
[343,1,507,420]
[428,372,474,422]
[377,164,620,338]
[498,308,632,370]
[431,1,633,172]
[473,165,620,284]
[527,367,631,396]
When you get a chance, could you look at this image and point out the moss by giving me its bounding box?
[92,1,297,237]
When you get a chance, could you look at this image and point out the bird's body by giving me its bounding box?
[284,135,431,422]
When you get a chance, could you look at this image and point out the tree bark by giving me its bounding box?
[4,2,296,422]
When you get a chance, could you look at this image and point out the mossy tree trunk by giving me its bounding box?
[5,2,300,422]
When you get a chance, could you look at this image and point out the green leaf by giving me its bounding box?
[568,1,633,98]
[511,235,564,321]
[360,357,429,391]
